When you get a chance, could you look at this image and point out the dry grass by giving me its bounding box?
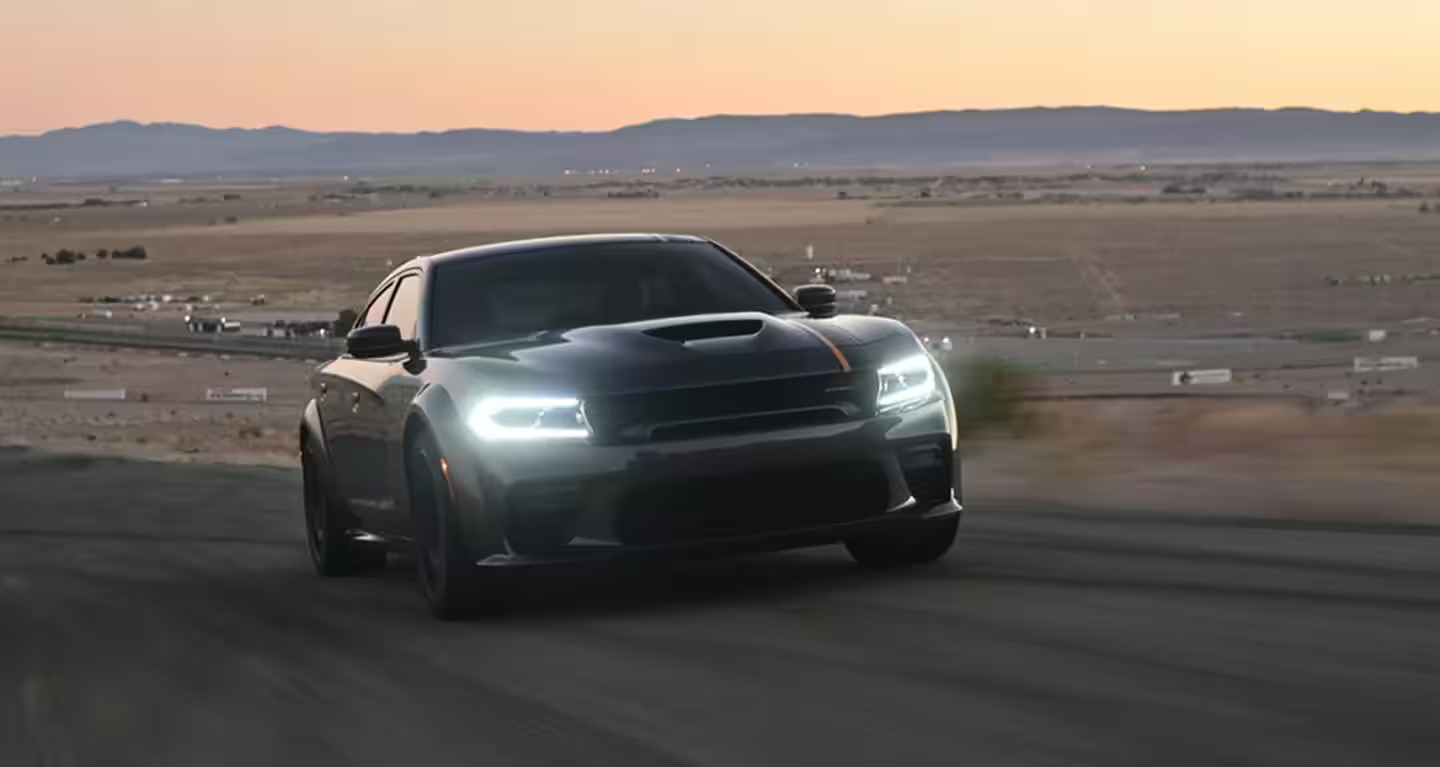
[5,185,1440,327]
[966,398,1440,521]
[142,196,875,237]
[1023,399,1440,476]
[0,342,309,466]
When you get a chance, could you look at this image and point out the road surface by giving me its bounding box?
[2,447,1439,766]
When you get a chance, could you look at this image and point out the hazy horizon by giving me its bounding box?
[5,0,1437,135]
[6,104,1440,140]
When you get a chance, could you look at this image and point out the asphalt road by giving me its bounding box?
[0,317,338,361]
[3,447,1439,766]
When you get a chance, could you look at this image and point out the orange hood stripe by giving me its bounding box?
[793,322,852,372]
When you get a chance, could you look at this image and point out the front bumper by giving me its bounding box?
[442,399,960,566]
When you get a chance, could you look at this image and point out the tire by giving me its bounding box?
[302,440,387,577]
[845,513,959,569]
[406,430,486,620]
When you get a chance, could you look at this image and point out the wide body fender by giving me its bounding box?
[299,399,327,457]
[403,385,508,561]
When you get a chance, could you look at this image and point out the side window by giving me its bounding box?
[384,275,421,340]
[357,282,396,329]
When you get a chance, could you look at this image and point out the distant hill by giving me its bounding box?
[3,108,1439,179]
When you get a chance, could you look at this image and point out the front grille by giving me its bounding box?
[614,461,889,546]
[584,371,875,443]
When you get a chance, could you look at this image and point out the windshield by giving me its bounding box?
[428,241,795,348]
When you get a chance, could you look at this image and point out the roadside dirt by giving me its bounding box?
[0,341,306,465]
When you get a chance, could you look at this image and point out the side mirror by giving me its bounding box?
[794,284,838,319]
[346,325,413,359]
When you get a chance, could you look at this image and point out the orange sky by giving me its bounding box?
[4,0,1437,134]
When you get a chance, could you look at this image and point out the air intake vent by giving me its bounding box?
[898,440,953,506]
[615,460,890,545]
[643,319,764,343]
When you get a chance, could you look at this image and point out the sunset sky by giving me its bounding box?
[4,0,1437,134]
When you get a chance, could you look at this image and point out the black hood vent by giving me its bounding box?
[643,319,764,344]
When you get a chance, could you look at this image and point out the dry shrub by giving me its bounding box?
[172,431,205,455]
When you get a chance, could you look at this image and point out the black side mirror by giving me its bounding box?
[794,284,838,318]
[346,324,414,359]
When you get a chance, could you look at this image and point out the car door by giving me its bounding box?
[348,272,427,535]
[319,280,396,524]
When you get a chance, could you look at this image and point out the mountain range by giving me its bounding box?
[3,108,1439,179]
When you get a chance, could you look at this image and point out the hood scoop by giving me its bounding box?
[643,319,764,344]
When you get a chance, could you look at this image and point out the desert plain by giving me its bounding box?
[4,162,1440,518]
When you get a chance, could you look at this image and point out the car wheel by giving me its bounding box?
[406,430,484,620]
[845,513,960,568]
[302,440,386,577]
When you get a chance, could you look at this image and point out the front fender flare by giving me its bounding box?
[404,387,507,561]
[300,399,327,457]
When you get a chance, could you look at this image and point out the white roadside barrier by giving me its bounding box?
[1353,356,1420,373]
[1171,369,1233,386]
[205,387,269,403]
[63,388,128,401]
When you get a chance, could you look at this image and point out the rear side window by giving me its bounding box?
[357,283,395,328]
[385,275,422,339]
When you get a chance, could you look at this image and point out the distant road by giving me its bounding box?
[941,334,1439,374]
[6,315,1433,373]
[3,447,1438,766]
[3,315,1437,401]
[935,334,1440,398]
[0,316,339,361]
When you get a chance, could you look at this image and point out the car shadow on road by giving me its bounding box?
[363,548,961,624]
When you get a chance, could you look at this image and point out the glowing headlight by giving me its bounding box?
[468,396,588,441]
[876,354,939,413]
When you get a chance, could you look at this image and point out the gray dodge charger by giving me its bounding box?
[300,234,962,618]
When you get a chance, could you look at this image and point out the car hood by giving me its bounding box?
[430,311,919,397]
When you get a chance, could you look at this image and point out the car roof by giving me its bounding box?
[422,233,710,268]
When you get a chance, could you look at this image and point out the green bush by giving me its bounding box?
[942,355,1038,438]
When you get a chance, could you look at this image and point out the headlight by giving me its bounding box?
[467,396,589,441]
[876,353,939,413]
